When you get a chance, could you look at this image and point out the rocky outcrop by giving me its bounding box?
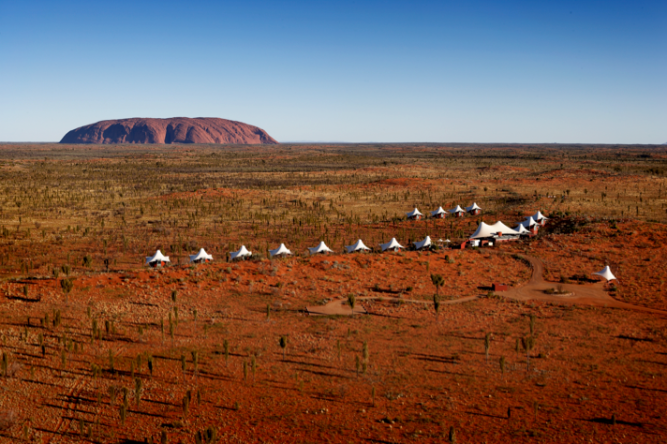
[60,117,278,144]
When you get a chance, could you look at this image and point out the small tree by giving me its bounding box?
[60,278,73,301]
[484,333,491,363]
[433,294,441,317]
[430,274,445,295]
[279,336,287,360]
[347,294,356,314]
[499,356,506,379]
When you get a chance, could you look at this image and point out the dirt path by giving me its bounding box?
[497,254,667,315]
[306,254,667,316]
[306,295,478,316]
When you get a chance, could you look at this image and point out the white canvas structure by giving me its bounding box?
[514,224,531,235]
[308,241,334,255]
[533,211,548,224]
[146,250,170,266]
[189,248,213,263]
[380,238,405,252]
[269,243,292,257]
[406,208,423,219]
[345,239,371,253]
[520,216,538,229]
[449,205,465,216]
[230,245,252,260]
[430,206,447,218]
[470,221,520,240]
[413,235,432,250]
[466,202,482,214]
[593,266,617,281]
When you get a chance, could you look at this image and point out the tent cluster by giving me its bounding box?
[407,203,482,220]
[468,211,550,246]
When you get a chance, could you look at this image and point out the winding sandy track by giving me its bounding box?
[306,254,667,316]
[496,254,667,315]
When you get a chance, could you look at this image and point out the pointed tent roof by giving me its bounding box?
[449,205,465,214]
[521,216,538,228]
[189,248,213,262]
[146,250,170,264]
[533,211,548,222]
[414,235,432,250]
[380,238,405,252]
[269,243,292,257]
[514,223,531,234]
[430,206,447,217]
[406,208,423,218]
[466,202,482,212]
[593,266,617,281]
[470,221,520,239]
[230,245,252,260]
[308,241,334,255]
[345,239,371,253]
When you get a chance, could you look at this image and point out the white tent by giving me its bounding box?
[413,235,432,250]
[593,266,617,281]
[189,248,213,263]
[466,202,482,214]
[514,224,531,235]
[308,241,334,255]
[230,245,252,261]
[380,238,405,252]
[269,243,292,257]
[449,205,465,216]
[533,211,548,224]
[406,208,423,219]
[146,250,170,266]
[520,216,538,229]
[345,239,371,253]
[470,221,520,240]
[430,206,447,218]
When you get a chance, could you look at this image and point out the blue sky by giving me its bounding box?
[1,0,665,143]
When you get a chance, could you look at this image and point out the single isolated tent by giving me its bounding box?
[308,241,334,255]
[269,243,292,258]
[345,239,371,253]
[430,206,447,219]
[449,205,465,218]
[593,266,617,281]
[413,235,432,250]
[406,208,424,220]
[189,248,213,264]
[380,238,405,252]
[230,245,252,261]
[466,202,482,215]
[146,250,170,267]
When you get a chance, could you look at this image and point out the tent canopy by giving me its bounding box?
[466,202,482,212]
[345,239,371,253]
[514,224,530,234]
[380,238,405,252]
[406,208,423,218]
[230,245,252,260]
[521,216,538,228]
[593,266,617,281]
[430,206,446,217]
[270,243,292,257]
[190,248,213,263]
[146,250,170,264]
[533,211,548,221]
[449,205,465,214]
[470,221,520,239]
[308,241,334,254]
[414,235,432,250]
